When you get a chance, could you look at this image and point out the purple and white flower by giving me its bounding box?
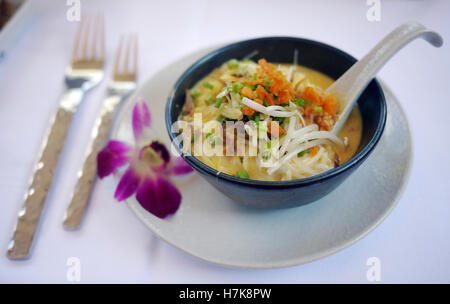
[97,100,193,218]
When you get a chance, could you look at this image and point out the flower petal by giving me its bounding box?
[150,141,170,164]
[97,140,132,178]
[132,100,151,141]
[171,157,193,175]
[114,167,141,201]
[135,177,181,218]
[138,141,171,172]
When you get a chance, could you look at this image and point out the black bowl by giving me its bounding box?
[166,37,386,208]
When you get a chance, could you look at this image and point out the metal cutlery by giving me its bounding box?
[7,15,105,259]
[63,34,138,230]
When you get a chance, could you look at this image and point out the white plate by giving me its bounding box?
[111,46,412,269]
[0,0,35,62]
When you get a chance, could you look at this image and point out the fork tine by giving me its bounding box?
[123,36,131,75]
[91,14,98,60]
[113,36,124,76]
[80,16,91,61]
[132,35,138,76]
[72,19,85,63]
[113,34,138,80]
[124,35,138,76]
[99,13,105,62]
[72,13,104,67]
[91,14,104,62]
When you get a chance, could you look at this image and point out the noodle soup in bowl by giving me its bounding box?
[166,37,386,208]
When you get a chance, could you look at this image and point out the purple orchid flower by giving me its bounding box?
[97,100,193,218]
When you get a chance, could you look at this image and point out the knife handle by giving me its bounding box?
[7,89,83,259]
[63,95,121,230]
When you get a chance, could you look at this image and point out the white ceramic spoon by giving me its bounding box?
[329,21,443,134]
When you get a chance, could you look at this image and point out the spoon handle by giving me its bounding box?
[329,21,443,134]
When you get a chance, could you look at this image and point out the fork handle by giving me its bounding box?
[7,89,83,259]
[63,95,122,230]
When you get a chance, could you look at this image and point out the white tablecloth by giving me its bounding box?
[1,0,449,283]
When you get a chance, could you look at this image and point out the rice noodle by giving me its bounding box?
[287,131,344,152]
[216,89,228,99]
[295,110,306,127]
[267,138,330,174]
[267,115,343,174]
[279,115,299,156]
[287,66,294,82]
[241,97,296,117]
[291,124,319,138]
[266,105,288,112]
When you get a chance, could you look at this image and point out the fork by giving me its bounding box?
[63,35,138,230]
[7,15,105,259]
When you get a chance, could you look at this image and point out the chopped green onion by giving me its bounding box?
[232,82,243,93]
[214,97,223,108]
[304,98,313,106]
[297,150,307,157]
[206,132,216,147]
[238,66,247,75]
[251,73,258,80]
[205,96,215,105]
[216,115,226,123]
[190,90,200,99]
[256,121,268,133]
[263,100,270,107]
[236,170,249,179]
[248,112,259,121]
[314,106,323,113]
[267,139,279,149]
[227,59,239,69]
[243,83,256,90]
[261,150,270,161]
[242,59,256,64]
[265,80,272,89]
[273,117,285,124]
[292,98,305,106]
[202,82,214,90]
